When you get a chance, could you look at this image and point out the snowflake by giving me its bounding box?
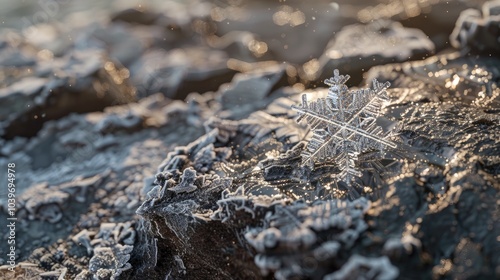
[291,69,397,184]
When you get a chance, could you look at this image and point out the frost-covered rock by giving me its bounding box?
[245,198,371,279]
[451,1,500,54]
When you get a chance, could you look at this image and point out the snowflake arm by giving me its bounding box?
[301,130,334,165]
[291,105,396,148]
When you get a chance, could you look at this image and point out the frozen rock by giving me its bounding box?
[18,173,107,223]
[0,47,135,139]
[245,198,370,279]
[356,0,480,51]
[366,52,500,108]
[0,262,46,280]
[129,48,236,99]
[217,65,289,119]
[0,90,205,279]
[167,168,198,194]
[0,38,36,67]
[451,1,500,54]
[74,22,145,67]
[72,222,136,280]
[303,20,434,84]
[323,255,399,280]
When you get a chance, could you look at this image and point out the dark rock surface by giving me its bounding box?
[129,47,236,100]
[0,41,135,139]
[451,0,500,54]
[356,0,489,51]
[1,0,499,279]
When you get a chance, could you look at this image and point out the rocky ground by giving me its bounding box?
[0,0,499,279]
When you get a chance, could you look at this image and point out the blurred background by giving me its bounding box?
[0,0,485,140]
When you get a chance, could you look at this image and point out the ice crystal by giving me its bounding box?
[291,69,396,184]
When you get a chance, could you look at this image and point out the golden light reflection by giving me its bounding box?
[444,74,460,89]
[104,61,129,85]
[248,39,268,57]
[272,5,305,27]
[211,7,226,22]
[327,49,343,59]
[210,6,246,22]
[303,59,320,77]
[292,83,305,92]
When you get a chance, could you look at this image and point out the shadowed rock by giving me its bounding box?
[0,45,135,139]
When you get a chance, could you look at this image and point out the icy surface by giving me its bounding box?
[0,1,499,280]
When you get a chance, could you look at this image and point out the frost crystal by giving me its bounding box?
[292,69,396,184]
